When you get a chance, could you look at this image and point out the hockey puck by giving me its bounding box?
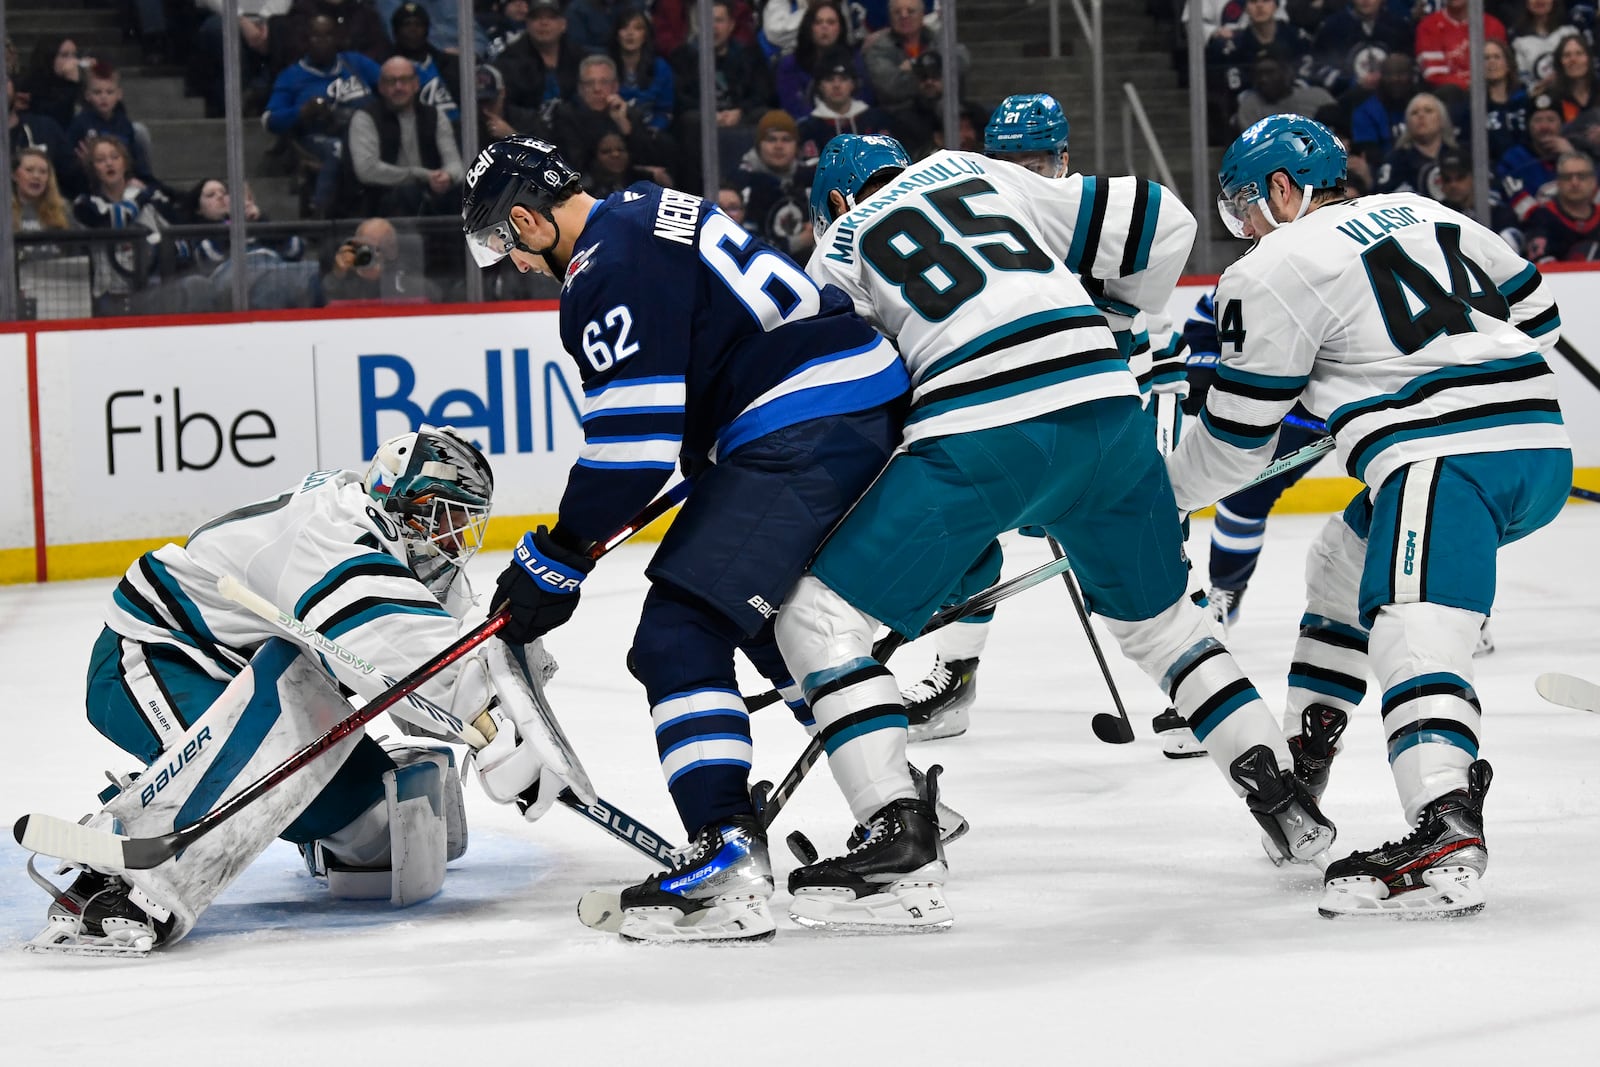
[786,830,819,865]
[577,889,626,933]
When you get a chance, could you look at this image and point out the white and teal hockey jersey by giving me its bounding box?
[1168,191,1567,511]
[106,469,476,712]
[807,150,1197,444]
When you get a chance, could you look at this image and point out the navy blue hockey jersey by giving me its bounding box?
[554,183,908,543]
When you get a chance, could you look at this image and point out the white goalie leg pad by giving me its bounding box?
[98,639,364,945]
[1101,596,1290,791]
[1369,602,1484,823]
[776,576,916,825]
[319,748,451,907]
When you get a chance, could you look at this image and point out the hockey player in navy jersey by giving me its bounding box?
[26,427,562,955]
[463,136,909,943]
[1172,114,1572,917]
[771,132,1338,932]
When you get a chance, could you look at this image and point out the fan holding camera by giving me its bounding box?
[323,217,432,303]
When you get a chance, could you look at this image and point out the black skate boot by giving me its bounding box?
[841,762,968,850]
[1230,745,1337,866]
[788,771,952,931]
[1320,760,1492,918]
[1287,704,1349,801]
[26,862,172,956]
[616,816,775,943]
[901,656,977,742]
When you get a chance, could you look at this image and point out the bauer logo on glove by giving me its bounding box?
[515,539,584,592]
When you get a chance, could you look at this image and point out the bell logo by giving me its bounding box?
[467,149,495,188]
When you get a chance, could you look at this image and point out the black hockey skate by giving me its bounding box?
[1230,745,1337,866]
[902,656,977,742]
[26,862,173,956]
[1320,760,1492,919]
[788,770,951,931]
[1287,704,1349,801]
[616,816,775,943]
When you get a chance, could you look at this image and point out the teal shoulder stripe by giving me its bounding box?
[1132,182,1161,273]
[1497,262,1537,298]
[294,551,412,619]
[1065,176,1097,272]
[1330,351,1547,428]
[1215,363,1311,390]
[920,307,1103,383]
[325,601,452,641]
[1352,409,1565,481]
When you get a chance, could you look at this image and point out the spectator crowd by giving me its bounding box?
[7,0,1600,318]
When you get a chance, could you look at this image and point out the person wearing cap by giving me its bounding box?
[549,54,677,177]
[386,2,459,124]
[728,108,814,258]
[272,0,389,73]
[1428,146,1523,252]
[884,49,961,158]
[476,63,544,143]
[498,0,588,110]
[1526,149,1600,262]
[374,0,487,57]
[797,49,895,161]
[1497,93,1576,221]
[862,0,967,109]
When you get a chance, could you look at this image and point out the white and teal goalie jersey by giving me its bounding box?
[105,470,475,711]
[1168,191,1567,511]
[807,151,1196,444]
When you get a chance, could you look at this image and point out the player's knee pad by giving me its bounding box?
[95,640,364,945]
[775,575,882,691]
[629,586,742,703]
[1369,601,1484,821]
[307,745,463,907]
[1099,595,1216,688]
[1303,513,1366,624]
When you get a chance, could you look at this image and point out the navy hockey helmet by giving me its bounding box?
[1216,113,1346,238]
[811,133,912,238]
[461,136,583,267]
[366,426,495,573]
[984,93,1070,174]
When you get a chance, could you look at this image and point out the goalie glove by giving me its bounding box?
[472,706,563,821]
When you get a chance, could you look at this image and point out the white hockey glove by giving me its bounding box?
[472,705,563,822]
[469,640,595,821]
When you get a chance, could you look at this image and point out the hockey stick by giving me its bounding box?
[1048,537,1134,745]
[1570,486,1600,505]
[1555,337,1600,395]
[1534,672,1600,714]
[13,484,691,872]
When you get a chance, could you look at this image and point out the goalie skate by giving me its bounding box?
[902,656,976,742]
[1151,707,1206,759]
[788,772,952,933]
[612,817,775,944]
[1320,761,1491,919]
[24,858,170,958]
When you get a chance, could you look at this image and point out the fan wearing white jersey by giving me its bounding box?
[27,427,558,955]
[1168,114,1572,918]
[768,133,1338,932]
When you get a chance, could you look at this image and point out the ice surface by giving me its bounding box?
[3,510,1598,1064]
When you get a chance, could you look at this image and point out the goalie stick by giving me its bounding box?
[1534,673,1600,714]
[13,483,690,872]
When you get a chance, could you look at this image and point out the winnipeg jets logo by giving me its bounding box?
[623,191,645,202]
[564,242,600,289]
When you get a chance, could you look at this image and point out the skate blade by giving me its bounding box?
[1317,866,1485,919]
[789,879,953,933]
[25,923,155,958]
[617,894,776,944]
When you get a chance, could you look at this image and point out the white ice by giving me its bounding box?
[3,509,1599,1064]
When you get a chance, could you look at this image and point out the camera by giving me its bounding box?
[351,242,378,269]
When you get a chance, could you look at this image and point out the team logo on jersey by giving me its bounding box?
[564,242,600,289]
[623,190,645,202]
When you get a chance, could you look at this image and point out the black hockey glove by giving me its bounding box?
[493,527,596,644]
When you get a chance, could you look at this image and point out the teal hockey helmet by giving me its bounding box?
[811,133,911,237]
[984,93,1070,174]
[1216,114,1346,238]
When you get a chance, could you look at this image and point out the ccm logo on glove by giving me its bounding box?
[515,540,584,592]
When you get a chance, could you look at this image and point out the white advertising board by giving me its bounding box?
[0,334,33,550]
[33,322,319,545]
[308,309,582,517]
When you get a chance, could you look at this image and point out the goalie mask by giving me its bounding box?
[365,427,494,586]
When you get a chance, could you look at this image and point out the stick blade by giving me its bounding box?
[14,813,129,869]
[1091,713,1136,745]
[1536,672,1600,713]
